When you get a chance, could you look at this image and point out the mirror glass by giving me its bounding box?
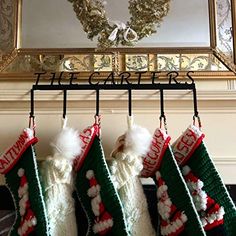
[21,0,210,48]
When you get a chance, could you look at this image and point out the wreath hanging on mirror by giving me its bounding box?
[67,0,170,48]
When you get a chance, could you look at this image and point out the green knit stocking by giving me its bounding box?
[172,125,236,236]
[142,128,206,236]
[74,124,129,236]
[0,128,50,236]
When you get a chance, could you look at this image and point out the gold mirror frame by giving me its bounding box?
[0,0,236,80]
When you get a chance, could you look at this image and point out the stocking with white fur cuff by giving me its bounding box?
[40,127,82,236]
[108,117,156,236]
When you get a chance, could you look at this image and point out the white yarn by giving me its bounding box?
[91,195,102,216]
[93,219,114,234]
[157,185,168,198]
[41,127,81,236]
[124,125,152,156]
[24,128,34,139]
[86,170,94,179]
[182,165,191,176]
[51,127,82,160]
[87,185,100,198]
[17,168,25,177]
[155,171,161,179]
[109,126,155,236]
[217,207,225,219]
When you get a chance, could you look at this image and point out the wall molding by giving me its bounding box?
[1,89,236,101]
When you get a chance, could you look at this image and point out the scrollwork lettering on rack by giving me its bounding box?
[33,71,195,86]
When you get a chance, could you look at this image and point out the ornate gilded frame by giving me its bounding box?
[0,0,236,79]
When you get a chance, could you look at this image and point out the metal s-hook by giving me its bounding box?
[192,87,202,128]
[160,89,164,119]
[63,89,67,119]
[30,89,34,119]
[127,88,134,129]
[128,88,132,117]
[159,89,167,132]
[62,89,68,129]
[29,89,36,134]
[96,89,100,117]
[95,89,101,135]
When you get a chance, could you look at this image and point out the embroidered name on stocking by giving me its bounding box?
[86,170,113,235]
[156,171,187,236]
[17,168,37,236]
[142,129,171,177]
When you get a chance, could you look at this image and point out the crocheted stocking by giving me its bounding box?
[40,127,81,236]
[108,121,156,236]
[155,171,187,236]
[74,122,129,236]
[142,128,205,236]
[172,125,236,236]
[182,165,226,236]
[0,128,49,236]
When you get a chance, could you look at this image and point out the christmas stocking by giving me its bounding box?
[73,120,129,236]
[0,128,50,236]
[141,128,206,236]
[172,125,236,236]
[40,127,82,236]
[107,117,156,236]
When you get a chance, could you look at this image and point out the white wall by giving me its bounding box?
[0,77,236,185]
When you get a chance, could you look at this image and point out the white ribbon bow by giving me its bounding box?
[108,21,138,42]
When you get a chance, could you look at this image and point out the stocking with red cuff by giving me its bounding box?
[0,128,50,236]
[142,128,205,236]
[172,125,236,236]
[73,121,129,236]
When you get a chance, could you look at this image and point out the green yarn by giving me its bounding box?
[75,136,129,236]
[5,145,50,236]
[187,142,236,236]
[159,146,206,236]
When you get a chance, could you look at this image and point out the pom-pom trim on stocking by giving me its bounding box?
[155,171,187,236]
[17,168,37,236]
[182,165,225,231]
[86,170,113,235]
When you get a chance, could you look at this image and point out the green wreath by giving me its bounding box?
[68,0,170,48]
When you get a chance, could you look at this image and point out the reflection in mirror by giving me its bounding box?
[21,0,210,48]
[3,53,227,73]
[0,0,235,75]
[215,0,234,61]
[0,0,16,54]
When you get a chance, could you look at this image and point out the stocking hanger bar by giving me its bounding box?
[30,83,199,121]
[32,83,195,91]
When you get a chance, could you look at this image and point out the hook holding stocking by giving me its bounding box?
[128,88,132,117]
[127,88,133,129]
[94,89,101,136]
[62,89,67,129]
[96,89,100,117]
[192,87,202,129]
[159,89,167,133]
[29,89,36,134]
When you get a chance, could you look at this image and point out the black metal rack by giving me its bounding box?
[30,82,199,126]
